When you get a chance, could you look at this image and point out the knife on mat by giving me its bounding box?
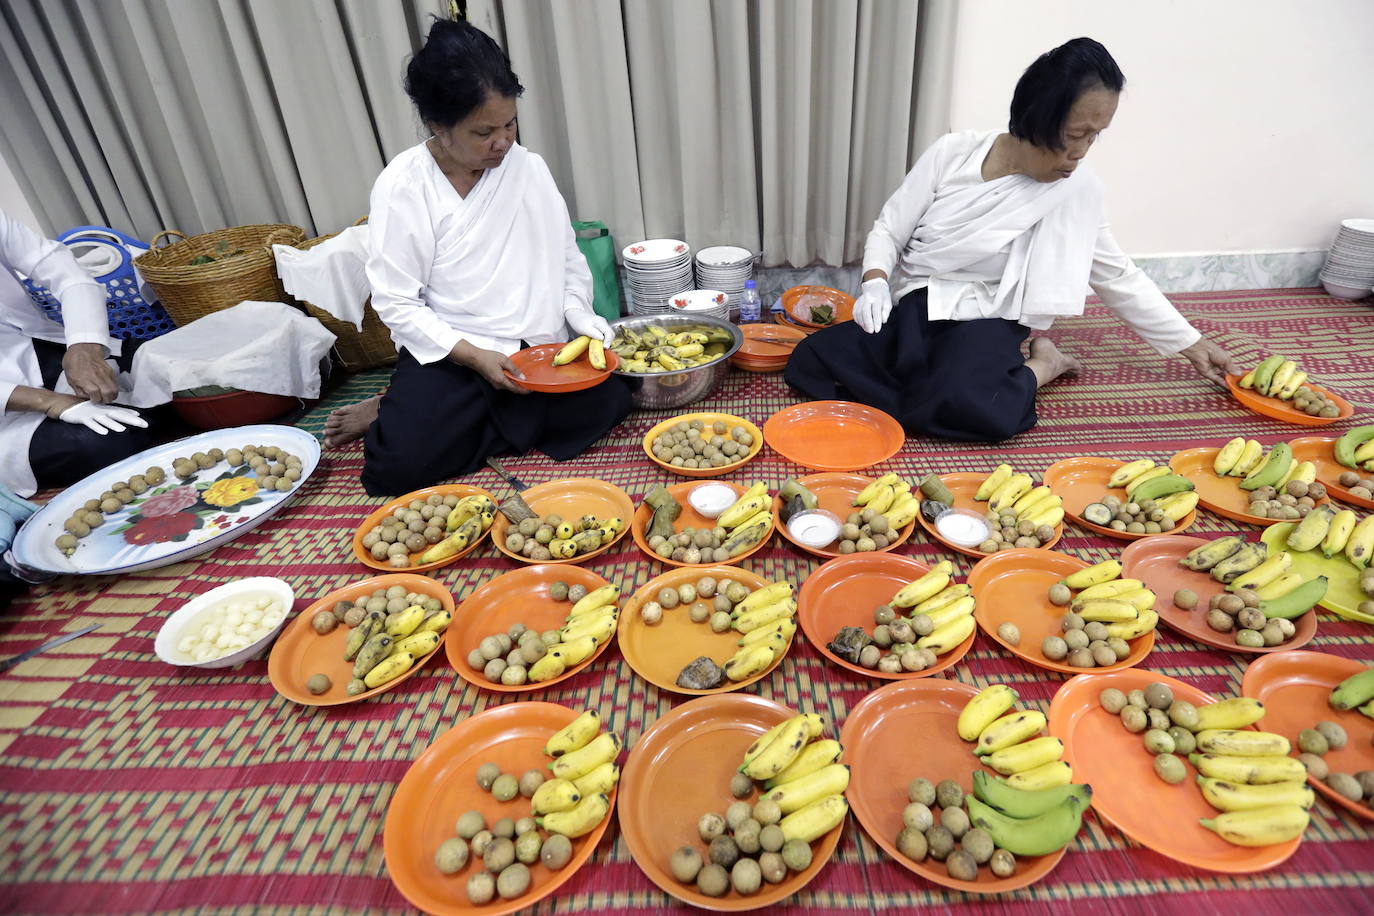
[0,624,101,674]
[486,458,538,524]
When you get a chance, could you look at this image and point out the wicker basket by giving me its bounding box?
[292,219,397,372]
[133,223,305,327]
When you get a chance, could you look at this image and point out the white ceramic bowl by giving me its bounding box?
[1322,279,1372,300]
[155,577,295,668]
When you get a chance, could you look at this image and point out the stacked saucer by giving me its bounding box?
[694,246,756,319]
[668,289,730,322]
[1320,218,1374,299]
[623,239,694,314]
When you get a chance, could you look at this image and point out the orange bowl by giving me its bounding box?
[1290,436,1374,510]
[444,565,617,692]
[617,566,790,695]
[780,285,855,328]
[489,478,634,565]
[1241,651,1374,821]
[916,472,1064,557]
[770,473,915,559]
[641,412,763,478]
[267,574,452,706]
[796,553,973,679]
[1225,373,1354,426]
[618,693,843,910]
[1040,457,1196,540]
[735,322,805,360]
[1049,670,1302,872]
[383,702,618,916]
[763,401,904,472]
[1118,535,1318,653]
[352,484,498,572]
[968,549,1155,674]
[1170,447,1330,526]
[504,343,619,393]
[631,481,773,567]
[841,679,1068,892]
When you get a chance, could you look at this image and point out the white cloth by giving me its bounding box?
[0,209,125,496]
[366,141,595,364]
[863,130,1200,355]
[126,301,335,407]
[274,226,371,329]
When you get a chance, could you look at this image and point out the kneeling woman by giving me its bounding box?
[786,38,1235,441]
[327,20,633,496]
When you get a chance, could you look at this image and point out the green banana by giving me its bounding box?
[1285,505,1336,553]
[1239,443,1292,491]
[971,770,1091,819]
[1329,666,1374,711]
[1334,425,1374,468]
[1252,355,1285,395]
[1209,543,1268,584]
[1129,473,1196,502]
[1258,576,1327,620]
[965,794,1087,857]
[1179,536,1245,572]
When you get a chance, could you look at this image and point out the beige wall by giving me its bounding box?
[946,0,1374,256]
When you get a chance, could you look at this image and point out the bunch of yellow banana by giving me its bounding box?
[738,712,849,842]
[889,561,977,656]
[552,335,608,370]
[724,581,797,679]
[713,482,776,557]
[1236,355,1312,401]
[1190,724,1312,847]
[536,709,621,837]
[1210,437,1317,491]
[1101,459,1200,522]
[853,472,921,530]
[1055,559,1160,640]
[539,515,623,560]
[959,685,1073,790]
[975,464,1063,528]
[416,495,497,564]
[529,585,621,682]
[613,323,731,373]
[1284,505,1373,564]
[344,603,450,694]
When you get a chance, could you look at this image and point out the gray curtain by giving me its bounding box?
[0,0,955,265]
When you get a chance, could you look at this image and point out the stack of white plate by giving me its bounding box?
[623,239,694,314]
[1320,218,1374,299]
[694,246,756,320]
[667,289,730,322]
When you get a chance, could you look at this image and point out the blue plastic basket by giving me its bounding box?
[21,225,176,341]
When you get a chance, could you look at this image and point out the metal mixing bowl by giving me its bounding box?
[610,314,743,409]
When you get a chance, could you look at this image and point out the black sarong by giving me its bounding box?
[784,288,1037,442]
[361,349,636,496]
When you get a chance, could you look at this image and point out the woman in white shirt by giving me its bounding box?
[323,19,631,496]
[786,38,1235,441]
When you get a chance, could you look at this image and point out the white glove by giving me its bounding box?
[854,277,894,334]
[565,309,614,345]
[57,401,149,436]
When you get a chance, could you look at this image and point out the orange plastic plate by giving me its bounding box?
[1241,650,1374,821]
[1169,448,1329,527]
[1049,670,1302,872]
[1118,535,1318,653]
[1040,457,1196,540]
[915,472,1064,557]
[444,565,616,693]
[352,484,497,572]
[383,702,618,916]
[769,473,914,559]
[841,679,1068,892]
[796,553,973,679]
[1225,374,1354,427]
[489,478,634,565]
[763,401,904,472]
[631,481,772,567]
[1290,436,1374,510]
[968,549,1155,674]
[780,285,855,329]
[618,694,843,910]
[736,322,805,361]
[641,412,764,478]
[503,343,619,393]
[618,566,790,695]
[267,574,452,706]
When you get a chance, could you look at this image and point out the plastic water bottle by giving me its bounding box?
[737,280,761,324]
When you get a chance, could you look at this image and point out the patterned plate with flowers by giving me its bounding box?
[9,424,319,576]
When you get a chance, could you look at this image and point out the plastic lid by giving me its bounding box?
[744,280,757,289]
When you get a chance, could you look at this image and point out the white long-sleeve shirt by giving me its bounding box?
[367,142,595,364]
[863,130,1200,355]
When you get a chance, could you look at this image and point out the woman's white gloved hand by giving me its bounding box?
[58,401,148,435]
[853,278,894,334]
[565,309,615,345]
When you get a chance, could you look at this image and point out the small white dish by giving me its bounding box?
[688,483,738,518]
[787,509,843,549]
[1321,279,1372,300]
[933,508,991,548]
[155,577,294,668]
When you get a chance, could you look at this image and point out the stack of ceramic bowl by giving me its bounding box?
[623,239,694,314]
[668,289,730,322]
[1320,219,1374,300]
[694,246,755,320]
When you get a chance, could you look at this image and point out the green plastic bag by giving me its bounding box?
[572,220,622,321]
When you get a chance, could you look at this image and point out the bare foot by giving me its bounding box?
[323,395,381,448]
[1025,337,1082,388]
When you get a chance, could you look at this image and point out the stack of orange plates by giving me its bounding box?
[731,322,807,372]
